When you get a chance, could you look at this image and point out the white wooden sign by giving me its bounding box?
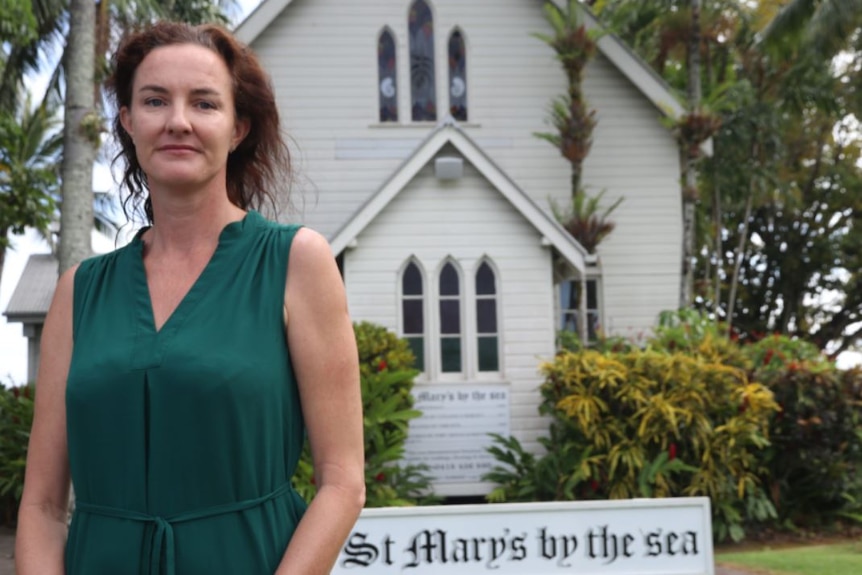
[404,384,510,484]
[333,498,714,574]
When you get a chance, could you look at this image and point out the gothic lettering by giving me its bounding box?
[341,532,379,567]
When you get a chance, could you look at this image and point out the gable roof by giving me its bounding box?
[4,253,57,323]
[235,0,687,121]
[329,119,590,274]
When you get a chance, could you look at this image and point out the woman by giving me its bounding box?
[16,22,365,574]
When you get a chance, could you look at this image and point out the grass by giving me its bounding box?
[716,542,862,575]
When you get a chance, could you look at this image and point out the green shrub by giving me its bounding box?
[744,336,862,526]
[486,309,862,540]
[292,322,437,507]
[484,347,778,542]
[651,309,751,370]
[0,381,34,527]
[556,329,635,354]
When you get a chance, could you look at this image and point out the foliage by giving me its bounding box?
[595,0,862,356]
[0,88,61,262]
[484,340,778,542]
[556,329,634,354]
[497,308,862,541]
[0,0,38,47]
[550,189,623,254]
[707,54,862,349]
[293,322,437,507]
[535,0,620,253]
[675,108,722,161]
[743,335,862,526]
[353,320,417,379]
[761,0,862,61]
[0,381,34,527]
[534,0,601,178]
[651,309,750,370]
[0,0,66,110]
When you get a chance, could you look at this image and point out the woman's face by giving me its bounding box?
[120,43,249,195]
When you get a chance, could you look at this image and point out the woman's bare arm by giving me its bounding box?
[15,265,77,574]
[276,228,365,575]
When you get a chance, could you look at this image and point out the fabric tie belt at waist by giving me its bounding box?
[75,481,294,575]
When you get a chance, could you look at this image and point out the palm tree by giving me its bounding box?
[0,88,62,284]
[0,0,66,111]
[597,0,736,309]
[9,0,236,273]
[535,0,600,198]
[761,0,862,59]
[680,0,703,308]
[58,0,98,274]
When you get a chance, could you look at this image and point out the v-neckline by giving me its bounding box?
[132,212,253,336]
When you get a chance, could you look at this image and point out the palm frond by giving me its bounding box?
[807,0,862,56]
[761,0,818,46]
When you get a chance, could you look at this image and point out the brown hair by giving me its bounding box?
[106,21,289,223]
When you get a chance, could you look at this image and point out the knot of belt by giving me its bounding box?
[75,481,293,575]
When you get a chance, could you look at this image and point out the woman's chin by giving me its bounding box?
[149,170,215,192]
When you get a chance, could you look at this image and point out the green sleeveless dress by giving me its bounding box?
[65,211,307,575]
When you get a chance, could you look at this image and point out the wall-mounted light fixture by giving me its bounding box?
[434,156,463,180]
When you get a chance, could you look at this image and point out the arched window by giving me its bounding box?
[401,261,425,370]
[438,261,462,373]
[448,29,467,121]
[475,261,498,371]
[409,0,436,121]
[377,28,398,122]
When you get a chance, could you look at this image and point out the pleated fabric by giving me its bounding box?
[65,211,306,574]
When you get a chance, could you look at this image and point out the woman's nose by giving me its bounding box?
[166,105,192,133]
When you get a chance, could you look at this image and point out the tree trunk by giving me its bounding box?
[680,0,702,309]
[727,139,757,335]
[712,179,722,316]
[579,275,588,346]
[726,191,752,335]
[59,0,97,275]
[688,0,703,120]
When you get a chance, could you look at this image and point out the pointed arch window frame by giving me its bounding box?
[447,27,468,121]
[474,258,500,374]
[399,258,427,372]
[377,26,399,123]
[408,0,437,122]
[436,258,464,375]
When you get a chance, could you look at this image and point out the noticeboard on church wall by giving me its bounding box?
[403,383,510,485]
[332,498,714,575]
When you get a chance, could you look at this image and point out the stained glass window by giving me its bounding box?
[439,262,462,372]
[402,261,425,370]
[378,29,398,122]
[448,29,467,121]
[476,261,498,371]
[409,0,436,121]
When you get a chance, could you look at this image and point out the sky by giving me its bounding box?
[0,0,264,385]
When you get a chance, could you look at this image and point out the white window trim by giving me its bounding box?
[406,0,439,124]
[433,257,465,381]
[400,256,506,382]
[470,257,502,378]
[557,276,604,342]
[397,258,428,376]
[447,26,469,122]
[376,26,400,124]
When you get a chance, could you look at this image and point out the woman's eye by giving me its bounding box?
[144,98,166,107]
[197,101,216,110]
